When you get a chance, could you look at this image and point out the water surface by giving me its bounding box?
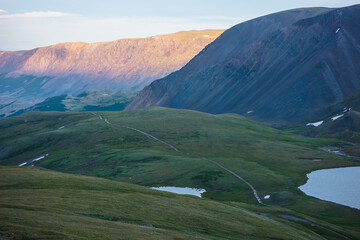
[150,186,206,197]
[299,167,360,209]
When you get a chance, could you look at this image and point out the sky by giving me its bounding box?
[0,0,359,51]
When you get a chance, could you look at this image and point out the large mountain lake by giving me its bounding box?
[299,166,360,210]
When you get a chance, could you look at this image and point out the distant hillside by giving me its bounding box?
[126,5,360,125]
[292,93,360,157]
[11,90,137,117]
[305,109,360,141]
[0,30,223,116]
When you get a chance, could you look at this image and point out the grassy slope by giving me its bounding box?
[0,108,359,238]
[0,167,321,240]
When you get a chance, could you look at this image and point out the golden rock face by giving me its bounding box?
[0,30,224,90]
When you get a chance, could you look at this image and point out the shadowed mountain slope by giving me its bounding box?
[126,5,360,125]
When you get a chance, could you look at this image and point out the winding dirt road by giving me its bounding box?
[122,126,180,152]
[199,156,263,204]
[93,113,264,204]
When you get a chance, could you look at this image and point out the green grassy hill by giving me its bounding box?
[0,166,324,240]
[0,108,359,239]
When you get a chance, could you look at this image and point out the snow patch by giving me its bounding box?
[247,110,254,114]
[306,121,323,127]
[58,126,65,130]
[336,28,340,33]
[332,114,344,121]
[31,154,48,162]
[203,34,210,37]
[343,107,352,113]
[264,195,271,199]
[18,154,49,167]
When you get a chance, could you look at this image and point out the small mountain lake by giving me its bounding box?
[150,186,206,197]
[299,167,360,210]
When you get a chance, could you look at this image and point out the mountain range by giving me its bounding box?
[0,30,223,116]
[126,5,360,126]
[1,5,360,239]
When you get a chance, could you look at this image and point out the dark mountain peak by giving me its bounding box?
[126,5,360,126]
[180,7,332,76]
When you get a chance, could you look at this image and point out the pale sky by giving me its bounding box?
[0,0,359,51]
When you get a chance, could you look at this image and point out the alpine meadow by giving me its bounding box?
[0,1,360,239]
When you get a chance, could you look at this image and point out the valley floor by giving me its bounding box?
[0,108,359,239]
